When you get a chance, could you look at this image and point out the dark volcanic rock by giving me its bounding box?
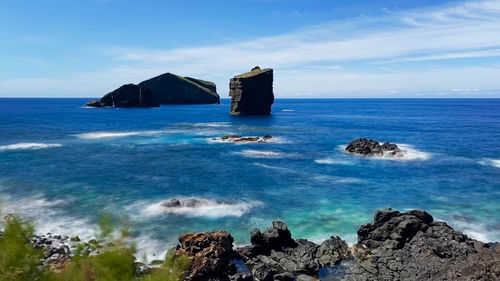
[139,73,219,104]
[91,84,159,108]
[345,138,401,157]
[176,231,236,281]
[345,209,500,281]
[229,67,274,115]
[236,220,352,279]
[215,135,273,143]
[85,100,101,107]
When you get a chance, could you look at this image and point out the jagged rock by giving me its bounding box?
[345,138,401,157]
[345,208,500,281]
[139,73,219,104]
[214,135,274,143]
[236,220,352,278]
[229,67,274,115]
[273,272,294,281]
[88,84,159,108]
[176,231,236,281]
[85,100,101,107]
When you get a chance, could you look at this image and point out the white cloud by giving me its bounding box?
[2,0,500,97]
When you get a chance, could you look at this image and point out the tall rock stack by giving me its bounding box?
[229,66,274,115]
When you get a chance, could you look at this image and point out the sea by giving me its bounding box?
[0,98,499,261]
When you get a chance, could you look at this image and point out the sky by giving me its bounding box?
[1,0,500,98]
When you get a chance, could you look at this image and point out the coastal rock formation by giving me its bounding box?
[235,220,352,280]
[346,138,402,157]
[86,84,159,108]
[176,231,236,281]
[229,67,274,115]
[345,209,500,281]
[213,135,273,143]
[139,73,220,104]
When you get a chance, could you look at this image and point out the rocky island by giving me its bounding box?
[85,72,219,108]
[345,138,402,157]
[229,66,274,115]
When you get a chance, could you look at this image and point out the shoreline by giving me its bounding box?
[10,208,499,281]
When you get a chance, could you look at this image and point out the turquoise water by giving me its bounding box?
[0,98,499,259]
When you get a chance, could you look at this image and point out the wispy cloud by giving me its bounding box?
[2,0,500,97]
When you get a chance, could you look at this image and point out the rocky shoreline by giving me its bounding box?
[12,209,499,281]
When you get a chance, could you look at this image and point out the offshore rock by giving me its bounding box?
[87,84,159,108]
[345,208,500,281]
[236,220,352,279]
[176,231,236,281]
[229,67,274,115]
[214,135,273,143]
[139,73,220,104]
[345,138,402,157]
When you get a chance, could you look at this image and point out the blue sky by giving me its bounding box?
[1,0,500,98]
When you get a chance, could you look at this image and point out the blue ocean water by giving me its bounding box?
[0,98,499,259]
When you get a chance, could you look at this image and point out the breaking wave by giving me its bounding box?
[234,149,284,159]
[340,144,431,161]
[0,142,62,151]
[128,197,262,218]
[314,158,355,165]
[74,130,165,140]
[478,158,500,169]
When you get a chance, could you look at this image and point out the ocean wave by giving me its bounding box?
[478,158,500,168]
[190,122,231,128]
[128,197,262,218]
[282,109,294,112]
[0,192,95,241]
[74,130,166,140]
[314,158,355,165]
[252,163,297,173]
[339,144,431,161]
[208,135,288,144]
[441,216,500,243]
[234,149,285,159]
[0,142,62,151]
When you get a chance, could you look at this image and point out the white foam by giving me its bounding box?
[0,142,62,151]
[340,143,431,161]
[443,217,499,243]
[282,109,294,112]
[190,122,231,128]
[75,130,167,140]
[0,192,95,241]
[134,234,172,263]
[314,158,355,165]
[479,158,500,168]
[252,163,297,173]
[127,197,262,218]
[234,149,284,159]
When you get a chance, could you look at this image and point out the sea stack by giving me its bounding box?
[85,84,159,108]
[229,66,274,115]
[85,72,219,107]
[139,73,220,104]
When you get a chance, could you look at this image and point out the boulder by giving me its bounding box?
[345,138,401,157]
[236,220,352,277]
[229,67,274,115]
[87,84,159,108]
[345,208,500,281]
[139,73,219,104]
[176,231,236,281]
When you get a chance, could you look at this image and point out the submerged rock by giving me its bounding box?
[139,73,220,105]
[176,231,236,281]
[229,67,274,115]
[214,135,273,143]
[345,138,402,157]
[345,208,500,281]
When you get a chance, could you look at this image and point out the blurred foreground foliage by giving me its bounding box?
[0,214,190,281]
